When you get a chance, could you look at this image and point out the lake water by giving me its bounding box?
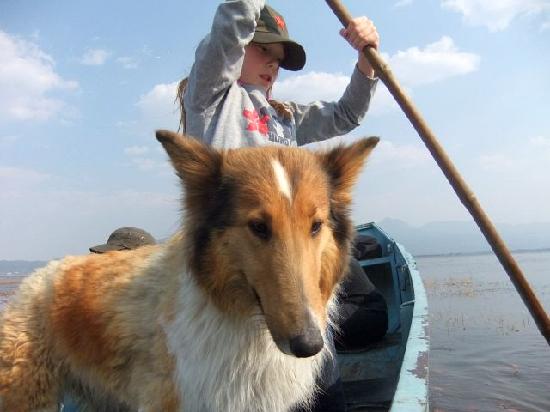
[1,251,549,411]
[417,251,550,411]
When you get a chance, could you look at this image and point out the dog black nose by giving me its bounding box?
[289,328,324,358]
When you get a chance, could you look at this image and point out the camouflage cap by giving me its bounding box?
[89,227,156,253]
[253,5,306,71]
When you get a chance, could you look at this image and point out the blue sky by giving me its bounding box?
[1,0,550,260]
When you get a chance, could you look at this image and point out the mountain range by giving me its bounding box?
[375,218,550,256]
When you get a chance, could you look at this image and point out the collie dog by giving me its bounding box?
[0,131,378,412]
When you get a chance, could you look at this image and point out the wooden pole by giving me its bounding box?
[325,0,550,345]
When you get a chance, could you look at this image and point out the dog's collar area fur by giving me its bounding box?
[164,270,330,412]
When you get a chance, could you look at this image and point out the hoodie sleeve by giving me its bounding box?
[184,0,265,112]
[288,66,378,146]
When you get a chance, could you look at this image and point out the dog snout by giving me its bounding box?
[289,327,324,358]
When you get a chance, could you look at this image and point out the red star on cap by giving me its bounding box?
[274,15,286,30]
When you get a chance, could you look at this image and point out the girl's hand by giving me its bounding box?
[339,16,380,78]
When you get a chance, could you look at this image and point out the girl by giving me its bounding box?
[179,1,382,410]
[179,0,379,149]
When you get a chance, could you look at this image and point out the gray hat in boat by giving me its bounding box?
[89,227,156,253]
[253,4,306,71]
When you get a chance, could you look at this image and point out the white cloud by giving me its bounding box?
[275,71,399,116]
[478,153,515,171]
[350,139,468,226]
[275,71,350,103]
[529,135,550,149]
[395,0,414,7]
[442,0,550,31]
[372,140,431,167]
[0,30,78,121]
[369,38,479,114]
[351,135,550,226]
[388,36,480,86]
[80,48,111,65]
[123,145,168,171]
[136,81,180,128]
[478,136,550,176]
[274,37,478,117]
[369,82,402,116]
[116,56,138,69]
[0,166,50,191]
[469,136,550,223]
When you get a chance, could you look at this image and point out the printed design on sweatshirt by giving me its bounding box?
[243,109,269,136]
[242,107,296,147]
[263,106,295,146]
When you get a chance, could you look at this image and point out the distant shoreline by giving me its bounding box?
[416,247,550,259]
[3,247,550,269]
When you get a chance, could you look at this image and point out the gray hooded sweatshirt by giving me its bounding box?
[184,0,378,149]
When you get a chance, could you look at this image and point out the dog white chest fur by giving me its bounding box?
[163,269,330,412]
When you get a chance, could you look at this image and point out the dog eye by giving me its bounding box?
[311,220,323,237]
[248,220,271,240]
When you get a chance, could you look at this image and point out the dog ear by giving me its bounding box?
[319,136,379,204]
[156,130,222,189]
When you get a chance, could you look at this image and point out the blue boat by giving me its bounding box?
[338,222,430,411]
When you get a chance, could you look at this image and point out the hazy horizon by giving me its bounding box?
[2,217,550,261]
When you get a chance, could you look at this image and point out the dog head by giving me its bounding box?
[157,130,378,358]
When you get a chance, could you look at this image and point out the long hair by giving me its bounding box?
[176,77,292,133]
[176,77,188,133]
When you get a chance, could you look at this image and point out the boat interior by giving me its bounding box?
[337,224,416,411]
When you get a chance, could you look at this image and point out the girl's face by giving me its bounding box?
[240,42,285,91]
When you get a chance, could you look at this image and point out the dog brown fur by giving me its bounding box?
[0,131,378,411]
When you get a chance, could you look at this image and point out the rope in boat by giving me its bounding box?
[325,0,550,346]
